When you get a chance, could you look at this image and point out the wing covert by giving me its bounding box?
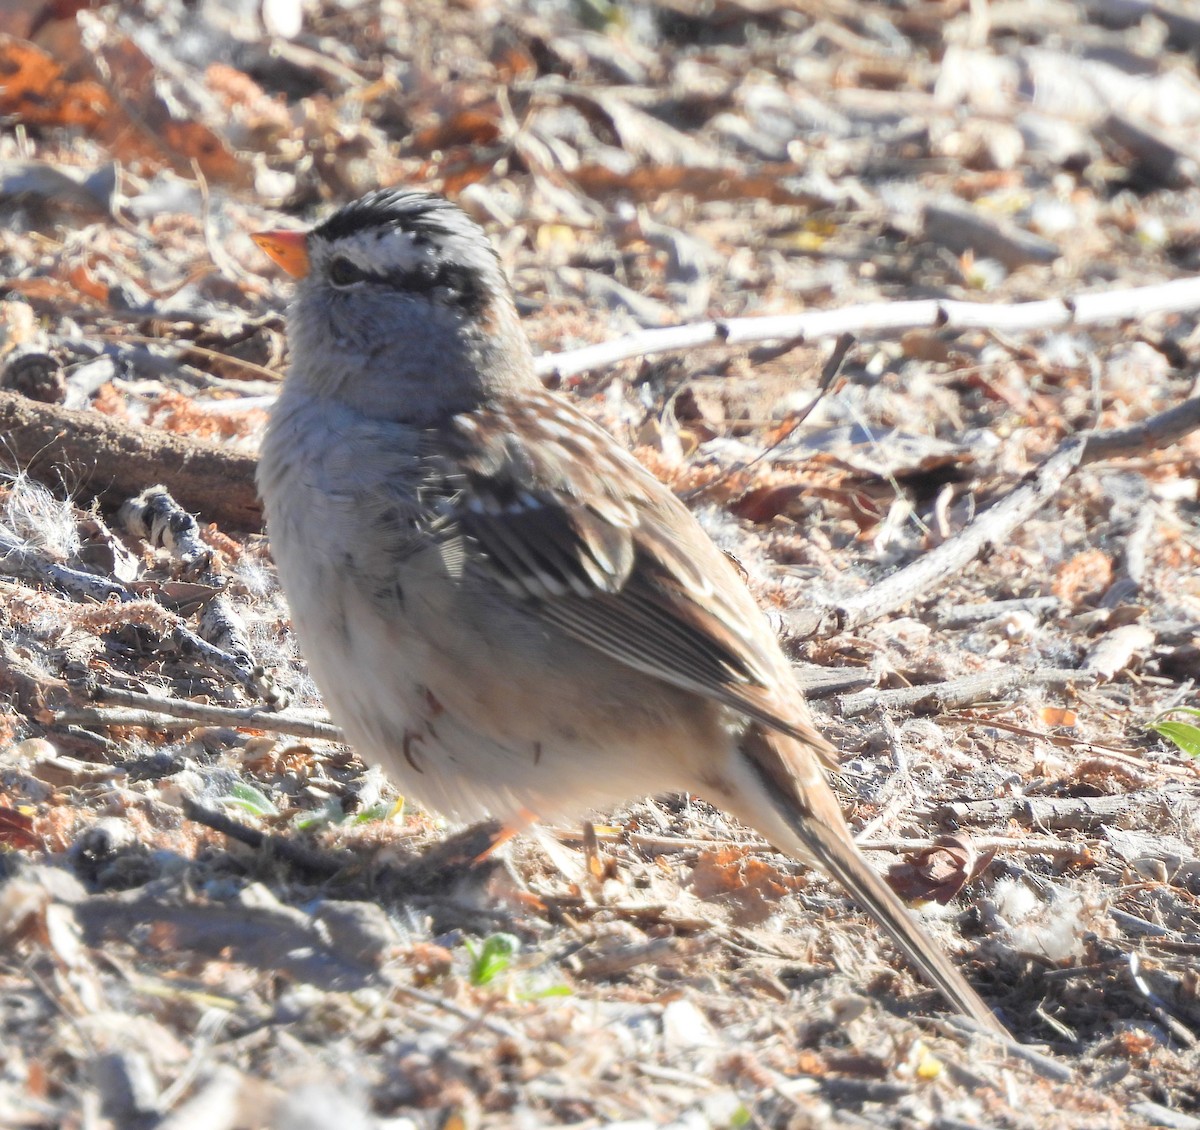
[433,393,832,756]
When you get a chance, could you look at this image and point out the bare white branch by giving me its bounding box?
[535,276,1200,379]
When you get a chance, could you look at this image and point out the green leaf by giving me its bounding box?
[467,933,520,986]
[1147,718,1200,758]
[223,782,278,818]
[517,984,573,1001]
[354,799,403,824]
[293,796,344,831]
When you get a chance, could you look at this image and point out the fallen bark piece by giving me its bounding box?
[572,935,703,979]
[836,666,1081,719]
[1127,1101,1200,1130]
[0,388,261,530]
[1097,112,1200,188]
[939,792,1171,832]
[30,752,126,786]
[922,199,1062,268]
[1082,624,1157,681]
[74,881,376,989]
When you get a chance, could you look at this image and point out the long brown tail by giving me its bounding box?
[738,726,1007,1036]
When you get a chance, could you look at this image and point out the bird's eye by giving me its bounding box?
[328,257,369,287]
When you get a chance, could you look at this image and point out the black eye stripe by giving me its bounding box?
[394,262,486,313]
[328,258,485,313]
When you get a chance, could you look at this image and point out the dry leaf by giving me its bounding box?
[65,259,110,304]
[0,33,111,130]
[81,13,250,185]
[0,805,40,850]
[886,835,996,905]
[690,846,799,924]
[1083,624,1156,681]
[1053,548,1112,608]
[412,106,502,152]
[573,162,825,205]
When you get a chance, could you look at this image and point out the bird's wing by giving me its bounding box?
[432,393,836,762]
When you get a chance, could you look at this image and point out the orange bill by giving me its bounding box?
[251,229,310,278]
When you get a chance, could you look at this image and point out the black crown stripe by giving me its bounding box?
[314,188,465,244]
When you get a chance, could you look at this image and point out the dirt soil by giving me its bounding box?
[1,0,1200,1127]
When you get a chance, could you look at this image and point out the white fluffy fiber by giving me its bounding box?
[991,876,1091,964]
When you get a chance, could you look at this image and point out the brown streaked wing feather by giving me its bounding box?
[537,581,834,755]
[440,397,837,765]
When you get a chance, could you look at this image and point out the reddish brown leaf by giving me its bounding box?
[1053,548,1113,608]
[411,108,502,153]
[0,34,110,129]
[0,806,40,850]
[730,484,807,524]
[65,259,110,304]
[490,39,535,81]
[731,482,884,530]
[690,846,799,924]
[0,275,106,311]
[440,158,496,197]
[86,18,249,185]
[886,835,996,905]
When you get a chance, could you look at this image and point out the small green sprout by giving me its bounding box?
[1147,707,1200,758]
[292,795,344,831]
[223,782,279,818]
[465,932,521,986]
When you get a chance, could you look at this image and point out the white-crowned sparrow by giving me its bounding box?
[253,188,1003,1034]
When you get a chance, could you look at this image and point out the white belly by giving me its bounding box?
[258,392,717,824]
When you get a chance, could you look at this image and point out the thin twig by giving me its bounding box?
[83,686,342,741]
[1111,909,1175,940]
[54,708,198,731]
[181,796,350,878]
[682,332,854,501]
[1127,951,1198,1047]
[0,536,270,696]
[192,159,247,286]
[835,666,1084,719]
[95,331,282,384]
[792,439,1087,640]
[391,984,525,1041]
[552,825,1093,861]
[788,393,1199,642]
[938,792,1170,832]
[535,278,1200,379]
[934,596,1062,628]
[552,826,754,855]
[1080,395,1200,464]
[934,1018,1075,1082]
[941,713,1199,779]
[857,836,1097,861]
